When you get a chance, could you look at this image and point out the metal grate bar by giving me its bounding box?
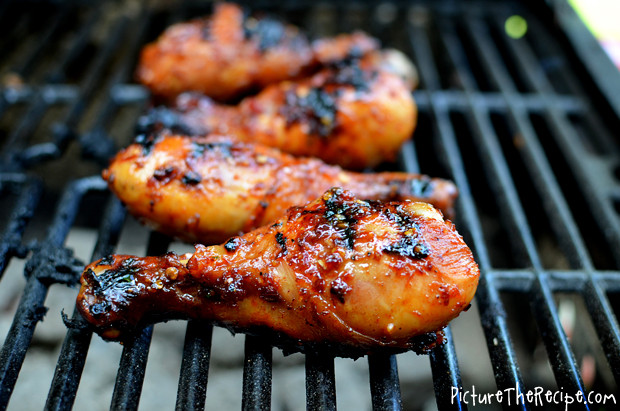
[0,174,42,276]
[0,5,110,170]
[550,0,620,120]
[45,198,126,410]
[556,271,620,291]
[46,6,104,84]
[406,17,491,267]
[446,69,542,268]
[47,177,109,244]
[397,140,420,174]
[242,336,273,411]
[429,327,467,411]
[528,277,589,408]
[581,280,620,383]
[0,88,75,170]
[481,13,620,386]
[598,273,620,291]
[494,13,620,266]
[109,231,171,410]
[469,13,620,386]
[19,16,132,167]
[409,14,525,408]
[0,177,105,409]
[491,270,535,292]
[397,90,466,410]
[0,97,50,171]
[407,16,528,408]
[0,5,98,166]
[175,320,213,411]
[79,8,152,163]
[305,351,337,410]
[472,275,529,409]
[486,271,620,381]
[368,354,402,411]
[436,12,589,404]
[110,326,154,411]
[0,272,50,409]
[412,90,585,115]
[461,16,593,269]
[94,7,151,101]
[490,269,620,294]
[46,318,93,411]
[525,15,619,155]
[8,7,70,80]
[61,16,130,129]
[45,194,126,411]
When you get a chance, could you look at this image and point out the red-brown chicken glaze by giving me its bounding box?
[136,2,379,102]
[77,188,479,354]
[137,51,417,170]
[103,134,457,244]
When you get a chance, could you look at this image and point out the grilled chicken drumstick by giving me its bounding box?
[104,134,457,244]
[137,2,379,101]
[77,188,479,352]
[138,51,416,169]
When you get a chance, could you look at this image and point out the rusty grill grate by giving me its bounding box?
[1,1,619,410]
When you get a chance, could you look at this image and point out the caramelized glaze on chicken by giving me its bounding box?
[103,134,457,244]
[77,188,479,352]
[137,52,416,169]
[136,2,379,101]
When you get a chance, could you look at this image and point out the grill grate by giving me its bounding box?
[1,1,620,410]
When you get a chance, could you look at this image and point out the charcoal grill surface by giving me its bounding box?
[1,1,619,410]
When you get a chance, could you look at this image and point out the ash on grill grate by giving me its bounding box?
[1,1,620,410]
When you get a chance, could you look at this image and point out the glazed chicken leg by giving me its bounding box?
[77,188,479,352]
[136,2,380,101]
[138,50,417,169]
[103,133,457,244]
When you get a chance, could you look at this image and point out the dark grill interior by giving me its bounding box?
[1,0,619,410]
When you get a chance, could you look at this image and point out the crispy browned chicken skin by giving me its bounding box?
[136,2,379,101]
[77,188,479,352]
[137,52,417,169]
[103,134,457,244]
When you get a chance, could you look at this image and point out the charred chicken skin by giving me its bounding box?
[136,2,379,102]
[103,134,457,244]
[137,52,417,169]
[77,188,479,352]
